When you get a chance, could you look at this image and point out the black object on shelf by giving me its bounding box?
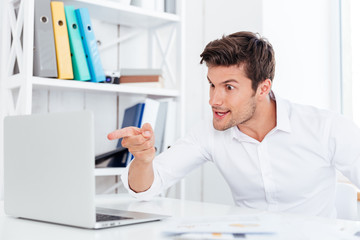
[95,147,128,167]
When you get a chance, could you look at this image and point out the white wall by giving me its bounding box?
[181,0,205,202]
[263,0,341,112]
[0,0,3,200]
[346,0,360,125]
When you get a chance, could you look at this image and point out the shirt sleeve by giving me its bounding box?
[121,120,213,200]
[330,114,360,188]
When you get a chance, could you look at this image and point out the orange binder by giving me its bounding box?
[51,1,74,79]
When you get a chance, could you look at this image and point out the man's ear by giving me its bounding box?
[257,79,272,98]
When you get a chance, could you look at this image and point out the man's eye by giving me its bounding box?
[226,85,234,90]
[209,82,215,88]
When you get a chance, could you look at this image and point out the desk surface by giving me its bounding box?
[1,195,360,240]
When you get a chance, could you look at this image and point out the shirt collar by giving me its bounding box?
[271,91,292,133]
[231,91,292,142]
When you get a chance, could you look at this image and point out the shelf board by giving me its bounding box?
[32,77,180,97]
[63,0,179,28]
[95,167,125,176]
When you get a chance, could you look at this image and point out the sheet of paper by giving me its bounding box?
[172,233,245,240]
[163,215,278,236]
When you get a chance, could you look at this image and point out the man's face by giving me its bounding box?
[208,65,257,131]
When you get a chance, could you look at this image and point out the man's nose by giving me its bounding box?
[209,89,223,106]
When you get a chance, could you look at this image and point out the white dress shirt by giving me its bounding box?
[121,92,360,218]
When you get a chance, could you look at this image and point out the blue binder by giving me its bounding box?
[75,8,105,83]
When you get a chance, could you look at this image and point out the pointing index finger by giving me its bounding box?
[107,127,141,140]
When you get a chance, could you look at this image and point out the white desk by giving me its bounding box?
[1,195,360,240]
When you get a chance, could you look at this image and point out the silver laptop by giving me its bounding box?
[3,111,169,229]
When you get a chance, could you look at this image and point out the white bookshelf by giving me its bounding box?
[64,0,180,27]
[32,77,180,97]
[0,0,185,196]
[95,168,125,177]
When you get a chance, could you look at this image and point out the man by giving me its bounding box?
[108,31,360,218]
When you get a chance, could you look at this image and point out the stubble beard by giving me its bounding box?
[212,96,257,131]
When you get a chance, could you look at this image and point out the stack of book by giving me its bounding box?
[118,68,164,88]
[33,0,105,83]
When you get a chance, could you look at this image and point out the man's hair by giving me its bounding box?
[200,31,275,91]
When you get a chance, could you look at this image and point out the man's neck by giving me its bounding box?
[237,96,277,142]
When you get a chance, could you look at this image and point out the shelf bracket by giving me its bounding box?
[7,0,24,77]
[101,180,124,195]
[2,0,34,115]
[98,29,142,52]
[153,25,177,86]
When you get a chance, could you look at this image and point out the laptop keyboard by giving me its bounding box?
[96,213,133,222]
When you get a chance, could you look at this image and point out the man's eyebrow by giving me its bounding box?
[207,77,239,84]
[222,79,239,84]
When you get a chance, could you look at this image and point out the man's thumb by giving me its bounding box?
[141,123,153,138]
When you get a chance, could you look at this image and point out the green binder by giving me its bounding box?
[64,6,91,81]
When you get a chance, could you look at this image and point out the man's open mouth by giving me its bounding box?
[214,110,230,119]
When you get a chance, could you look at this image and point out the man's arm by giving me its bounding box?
[331,114,360,188]
[128,158,154,192]
[107,123,155,193]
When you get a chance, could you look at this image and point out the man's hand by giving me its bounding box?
[108,123,155,192]
[107,123,155,164]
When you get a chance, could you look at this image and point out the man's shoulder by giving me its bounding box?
[283,97,338,121]
[272,94,341,134]
[272,92,338,124]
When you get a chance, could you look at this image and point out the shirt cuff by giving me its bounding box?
[120,160,163,201]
